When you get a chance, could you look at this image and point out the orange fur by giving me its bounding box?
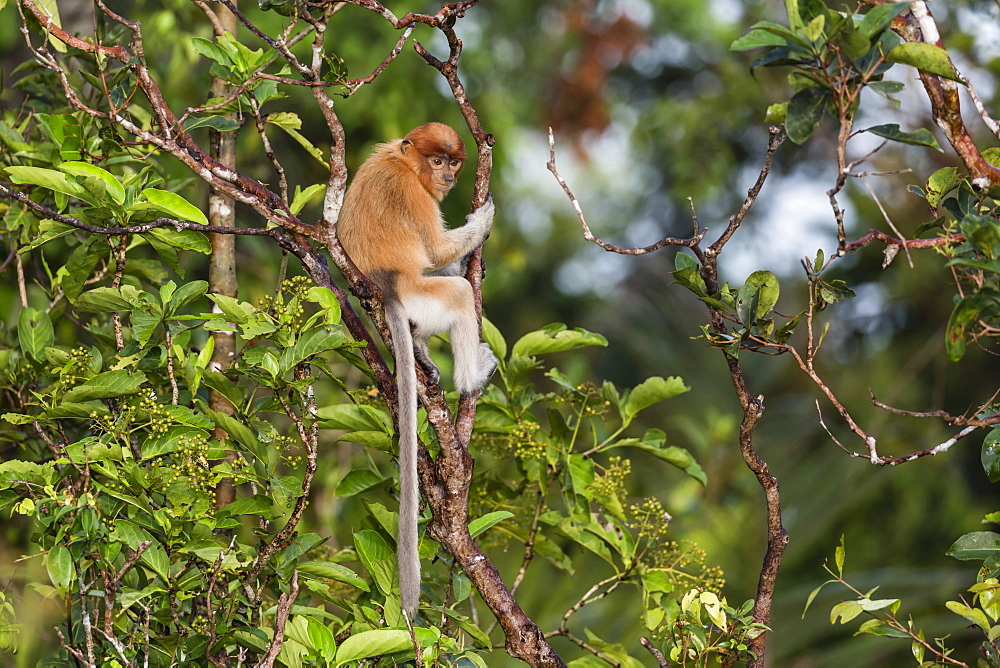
[337,123,497,617]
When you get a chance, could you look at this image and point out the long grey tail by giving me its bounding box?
[383,298,421,617]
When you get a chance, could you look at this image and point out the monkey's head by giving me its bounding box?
[401,122,466,201]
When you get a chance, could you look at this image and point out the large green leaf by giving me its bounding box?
[353,529,396,597]
[75,286,143,312]
[886,42,962,82]
[18,307,54,363]
[947,531,1000,561]
[46,545,74,592]
[334,630,413,665]
[785,86,828,144]
[5,166,90,203]
[622,376,690,421]
[61,236,109,302]
[511,323,608,357]
[140,188,209,225]
[59,161,126,205]
[469,511,514,539]
[857,3,908,39]
[297,561,369,591]
[982,429,1000,483]
[863,124,942,152]
[63,370,147,402]
[334,469,386,497]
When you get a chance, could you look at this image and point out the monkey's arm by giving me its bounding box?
[426,195,494,271]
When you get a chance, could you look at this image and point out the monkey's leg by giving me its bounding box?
[432,278,496,394]
[411,333,441,384]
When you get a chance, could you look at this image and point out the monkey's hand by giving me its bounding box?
[467,193,495,241]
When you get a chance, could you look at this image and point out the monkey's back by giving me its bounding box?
[337,141,443,284]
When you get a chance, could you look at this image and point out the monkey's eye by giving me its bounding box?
[450,159,461,167]
[432,158,443,166]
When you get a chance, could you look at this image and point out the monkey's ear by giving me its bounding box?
[400,139,412,155]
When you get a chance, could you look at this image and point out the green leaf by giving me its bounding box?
[786,86,828,144]
[338,430,392,452]
[317,404,391,432]
[146,226,212,254]
[469,511,514,539]
[863,124,942,152]
[18,307,54,363]
[857,3,908,39]
[868,80,905,105]
[945,600,991,631]
[802,580,833,618]
[984,429,1000,483]
[334,630,413,665]
[748,20,809,47]
[61,236,109,302]
[46,546,74,592]
[59,161,126,205]
[183,116,241,132]
[512,323,608,357]
[141,543,170,581]
[730,29,789,52]
[307,617,338,663]
[279,327,348,375]
[858,598,900,612]
[298,561,369,591]
[335,469,386,497]
[481,316,507,362]
[947,531,1000,561]
[945,293,991,361]
[217,494,271,517]
[191,36,234,67]
[746,270,780,320]
[75,286,142,312]
[267,113,329,169]
[839,27,871,62]
[290,183,326,215]
[165,280,209,315]
[925,167,960,208]
[886,42,962,82]
[140,188,209,225]
[629,429,707,485]
[830,600,863,624]
[19,219,77,251]
[353,530,396,597]
[671,266,708,298]
[5,166,89,203]
[142,426,208,460]
[207,293,256,325]
[765,102,788,124]
[206,408,262,454]
[622,376,690,421]
[566,455,594,502]
[63,370,147,402]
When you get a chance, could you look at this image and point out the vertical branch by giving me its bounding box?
[695,128,788,668]
[202,0,241,510]
[111,234,127,351]
[254,571,299,668]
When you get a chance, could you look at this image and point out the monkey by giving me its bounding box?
[336,122,497,617]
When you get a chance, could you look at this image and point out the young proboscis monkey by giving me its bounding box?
[337,122,497,617]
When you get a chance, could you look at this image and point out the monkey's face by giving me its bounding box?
[426,154,463,199]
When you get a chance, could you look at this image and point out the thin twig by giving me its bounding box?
[254,571,299,668]
[547,128,705,253]
[640,637,669,668]
[861,176,913,268]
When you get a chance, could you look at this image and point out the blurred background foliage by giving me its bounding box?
[2,0,999,664]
